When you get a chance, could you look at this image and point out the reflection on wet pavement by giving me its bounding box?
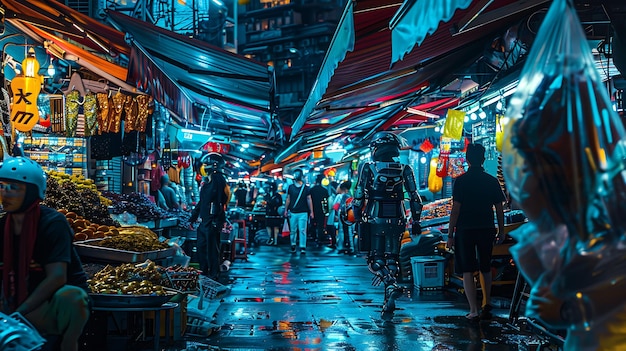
[174,244,544,351]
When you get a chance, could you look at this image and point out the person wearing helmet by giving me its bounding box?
[190,152,231,279]
[352,131,423,321]
[0,157,90,351]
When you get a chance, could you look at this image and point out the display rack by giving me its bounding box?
[95,157,122,193]
[23,135,87,177]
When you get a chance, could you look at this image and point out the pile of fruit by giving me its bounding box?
[101,191,169,222]
[44,171,118,227]
[59,209,120,241]
[88,261,167,295]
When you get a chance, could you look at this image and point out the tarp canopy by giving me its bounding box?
[106,11,281,164]
[289,0,550,159]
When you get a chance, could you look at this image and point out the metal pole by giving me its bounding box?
[233,0,237,52]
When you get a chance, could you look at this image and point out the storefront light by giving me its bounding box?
[470,112,478,121]
[479,110,487,119]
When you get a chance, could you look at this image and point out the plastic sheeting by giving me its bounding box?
[502,0,626,349]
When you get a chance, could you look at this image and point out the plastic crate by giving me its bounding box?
[165,270,200,293]
[411,255,446,290]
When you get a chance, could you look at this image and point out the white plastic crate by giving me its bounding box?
[411,255,446,290]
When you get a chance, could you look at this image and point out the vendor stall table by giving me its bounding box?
[92,302,179,351]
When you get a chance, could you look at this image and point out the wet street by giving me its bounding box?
[176,242,544,351]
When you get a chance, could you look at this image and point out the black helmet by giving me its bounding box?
[201,152,225,172]
[266,181,277,192]
[370,132,404,161]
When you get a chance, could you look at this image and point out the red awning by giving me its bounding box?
[290,0,543,156]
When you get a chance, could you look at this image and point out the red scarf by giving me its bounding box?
[2,201,40,311]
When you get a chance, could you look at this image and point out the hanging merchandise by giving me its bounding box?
[428,156,443,193]
[96,92,110,133]
[64,89,80,137]
[107,90,125,133]
[178,152,191,168]
[436,138,451,177]
[135,95,153,133]
[442,109,465,140]
[419,138,434,153]
[495,114,505,152]
[501,0,626,349]
[162,139,172,170]
[447,153,466,178]
[123,95,138,133]
[83,91,98,136]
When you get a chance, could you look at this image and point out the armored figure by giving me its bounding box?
[352,132,423,320]
[190,152,231,279]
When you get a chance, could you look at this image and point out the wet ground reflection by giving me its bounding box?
[184,245,542,350]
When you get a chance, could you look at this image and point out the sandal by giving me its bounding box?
[465,313,480,322]
[480,304,493,320]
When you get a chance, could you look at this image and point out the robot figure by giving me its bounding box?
[190,152,231,279]
[352,132,423,321]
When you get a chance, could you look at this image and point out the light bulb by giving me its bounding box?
[420,156,427,164]
[470,113,477,121]
[47,63,55,77]
[479,111,487,119]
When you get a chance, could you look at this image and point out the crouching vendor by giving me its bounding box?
[0,157,90,351]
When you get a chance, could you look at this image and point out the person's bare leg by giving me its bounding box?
[463,272,479,317]
[479,270,492,308]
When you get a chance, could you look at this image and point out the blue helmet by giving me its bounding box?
[0,157,47,199]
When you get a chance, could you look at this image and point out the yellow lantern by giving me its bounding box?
[10,47,42,132]
[22,48,40,78]
[10,75,40,132]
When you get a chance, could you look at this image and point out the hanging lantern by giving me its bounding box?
[22,48,39,78]
[10,47,42,132]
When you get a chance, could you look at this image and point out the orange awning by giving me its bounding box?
[24,24,131,91]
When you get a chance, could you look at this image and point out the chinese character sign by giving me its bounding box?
[10,75,40,132]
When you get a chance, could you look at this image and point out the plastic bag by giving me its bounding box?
[442,109,465,140]
[501,0,626,344]
[281,218,290,237]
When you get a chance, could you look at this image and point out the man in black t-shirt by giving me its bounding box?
[447,144,505,322]
[309,174,329,246]
[234,181,248,208]
[0,157,89,351]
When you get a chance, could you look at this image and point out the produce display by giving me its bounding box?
[421,198,452,220]
[44,171,118,227]
[88,226,169,252]
[102,191,169,222]
[59,209,120,241]
[88,261,166,295]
